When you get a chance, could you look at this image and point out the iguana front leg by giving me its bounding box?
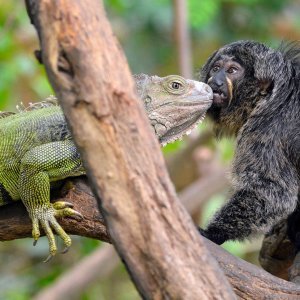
[19,140,85,262]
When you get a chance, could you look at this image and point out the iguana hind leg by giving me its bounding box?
[19,140,85,262]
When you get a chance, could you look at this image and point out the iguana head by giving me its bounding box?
[134,74,213,146]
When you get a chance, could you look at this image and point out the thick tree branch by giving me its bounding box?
[24,0,234,299]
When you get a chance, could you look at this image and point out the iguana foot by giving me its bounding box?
[30,202,83,262]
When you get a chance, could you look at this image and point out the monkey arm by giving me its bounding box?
[201,137,299,245]
[202,189,294,244]
[201,190,259,244]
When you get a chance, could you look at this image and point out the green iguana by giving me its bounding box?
[0,74,212,261]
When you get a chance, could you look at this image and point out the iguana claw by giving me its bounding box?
[28,201,82,262]
[53,201,74,209]
[71,211,84,220]
[53,201,83,219]
[61,246,70,254]
[44,245,69,262]
[44,254,54,263]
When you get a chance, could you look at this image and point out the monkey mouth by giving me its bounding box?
[212,92,228,107]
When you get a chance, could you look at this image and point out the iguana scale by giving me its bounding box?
[0,74,212,261]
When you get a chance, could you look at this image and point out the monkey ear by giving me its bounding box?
[259,79,273,96]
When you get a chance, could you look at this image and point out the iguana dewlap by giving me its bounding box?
[0,74,212,261]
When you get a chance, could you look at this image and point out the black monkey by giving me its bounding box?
[199,40,300,247]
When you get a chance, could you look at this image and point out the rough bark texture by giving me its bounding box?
[208,239,300,299]
[24,0,235,299]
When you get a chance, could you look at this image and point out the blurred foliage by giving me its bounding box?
[0,0,300,299]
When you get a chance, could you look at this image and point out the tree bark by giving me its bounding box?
[24,0,235,299]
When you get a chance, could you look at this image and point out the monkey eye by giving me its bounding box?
[227,66,238,74]
[171,81,182,89]
[212,65,220,72]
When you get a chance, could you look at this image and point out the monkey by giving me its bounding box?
[198,40,300,247]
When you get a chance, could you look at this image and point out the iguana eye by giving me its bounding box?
[171,82,182,89]
[145,96,151,104]
[163,75,186,94]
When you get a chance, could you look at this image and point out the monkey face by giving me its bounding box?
[199,41,269,135]
[207,55,245,108]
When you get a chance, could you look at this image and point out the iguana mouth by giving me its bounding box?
[174,98,212,107]
[159,95,212,108]
[159,113,206,146]
[152,95,212,146]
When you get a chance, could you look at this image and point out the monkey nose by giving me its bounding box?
[216,79,224,87]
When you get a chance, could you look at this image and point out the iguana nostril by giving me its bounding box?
[205,84,213,94]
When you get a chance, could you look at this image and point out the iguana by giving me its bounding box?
[0,74,212,262]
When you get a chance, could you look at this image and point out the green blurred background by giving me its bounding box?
[0,0,300,299]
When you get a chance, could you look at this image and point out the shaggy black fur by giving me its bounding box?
[199,40,300,247]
